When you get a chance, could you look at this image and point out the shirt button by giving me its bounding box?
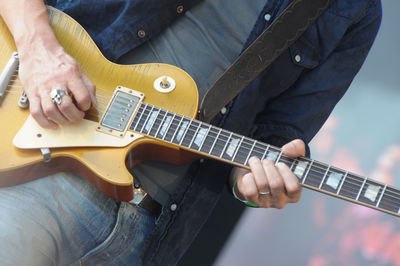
[264,13,271,21]
[295,54,301,63]
[220,107,227,115]
[137,29,146,38]
[177,5,184,14]
[170,203,177,211]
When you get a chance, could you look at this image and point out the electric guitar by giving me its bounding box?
[1,7,399,217]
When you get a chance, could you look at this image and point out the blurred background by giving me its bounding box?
[180,0,400,265]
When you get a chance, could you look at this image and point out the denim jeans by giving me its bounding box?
[0,0,262,265]
[0,173,155,265]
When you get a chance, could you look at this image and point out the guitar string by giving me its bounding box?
[5,83,400,211]
[134,104,400,210]
[4,83,112,117]
[114,103,398,207]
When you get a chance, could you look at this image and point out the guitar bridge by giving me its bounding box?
[97,86,144,137]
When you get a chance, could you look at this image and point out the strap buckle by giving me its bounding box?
[130,185,147,205]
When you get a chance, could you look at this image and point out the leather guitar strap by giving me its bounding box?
[199,0,336,123]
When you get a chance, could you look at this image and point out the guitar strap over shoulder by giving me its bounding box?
[199,0,336,123]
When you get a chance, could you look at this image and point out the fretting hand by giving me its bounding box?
[230,139,305,208]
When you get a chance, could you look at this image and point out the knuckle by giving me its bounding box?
[76,93,91,105]
[257,180,269,191]
[42,105,57,117]
[58,102,72,113]
[30,105,41,118]
[287,183,301,195]
[269,178,283,190]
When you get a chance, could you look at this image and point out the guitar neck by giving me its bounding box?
[130,102,400,217]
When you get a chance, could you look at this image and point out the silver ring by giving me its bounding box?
[259,191,270,195]
[50,88,67,105]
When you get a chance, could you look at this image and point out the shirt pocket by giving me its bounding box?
[289,24,321,70]
[261,25,321,95]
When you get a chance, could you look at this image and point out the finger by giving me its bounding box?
[248,157,270,194]
[281,139,306,158]
[81,74,97,107]
[277,162,302,203]
[239,173,261,205]
[57,94,85,123]
[40,89,69,125]
[262,159,287,209]
[67,76,92,111]
[29,96,58,129]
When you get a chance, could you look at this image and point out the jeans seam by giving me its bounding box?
[74,203,130,264]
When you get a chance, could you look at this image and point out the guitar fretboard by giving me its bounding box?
[130,103,400,217]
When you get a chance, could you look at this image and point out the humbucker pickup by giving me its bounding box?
[98,86,144,137]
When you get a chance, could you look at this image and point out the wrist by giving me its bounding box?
[16,31,63,63]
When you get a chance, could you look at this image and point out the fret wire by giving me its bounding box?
[179,119,193,146]
[136,104,151,132]
[219,132,233,158]
[275,150,283,164]
[336,171,348,195]
[244,140,256,166]
[138,105,155,133]
[209,128,222,155]
[289,158,296,171]
[249,142,267,155]
[188,121,202,149]
[261,144,270,161]
[130,107,400,211]
[131,103,145,129]
[170,116,184,142]
[201,127,219,153]
[376,184,387,207]
[231,136,244,162]
[278,156,392,200]
[198,125,211,151]
[154,110,168,137]
[398,201,400,214]
[161,113,176,140]
[355,178,367,201]
[318,166,331,189]
[132,104,146,131]
[125,105,400,212]
[301,160,314,184]
[147,108,161,134]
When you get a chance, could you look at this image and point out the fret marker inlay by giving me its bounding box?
[226,138,240,158]
[365,184,380,202]
[194,128,207,147]
[326,172,342,190]
[159,115,172,136]
[176,121,188,142]
[294,161,308,178]
[266,151,279,162]
[144,110,158,132]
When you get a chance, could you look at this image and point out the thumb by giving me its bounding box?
[281,139,306,158]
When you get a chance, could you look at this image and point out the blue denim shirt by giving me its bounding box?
[47,0,381,264]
